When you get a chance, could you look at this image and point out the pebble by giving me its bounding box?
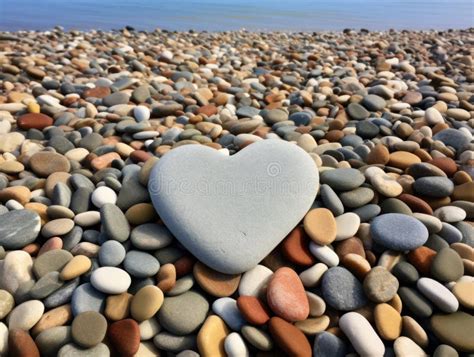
[394,336,428,357]
[71,311,107,348]
[212,297,246,331]
[224,332,249,357]
[313,331,347,357]
[363,266,399,303]
[416,278,459,313]
[335,212,360,241]
[90,267,131,294]
[339,312,385,356]
[431,312,474,352]
[131,286,164,322]
[131,223,173,250]
[267,267,309,321]
[238,264,273,297]
[309,242,340,267]
[268,317,312,357]
[374,303,402,340]
[8,300,44,330]
[8,329,41,357]
[322,267,367,311]
[29,152,71,177]
[35,326,71,357]
[124,250,160,278]
[236,296,270,325]
[100,203,130,242]
[194,262,240,297]
[197,315,229,357]
[98,240,126,267]
[71,283,106,316]
[303,208,336,245]
[0,250,34,295]
[108,319,141,356]
[0,209,41,249]
[370,213,429,250]
[431,247,464,282]
[157,291,208,335]
[91,186,117,207]
[320,168,365,191]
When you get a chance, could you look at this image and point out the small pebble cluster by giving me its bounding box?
[0,27,473,356]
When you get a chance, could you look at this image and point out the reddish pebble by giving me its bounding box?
[198,104,218,116]
[335,237,366,259]
[130,150,152,163]
[407,246,437,276]
[17,113,53,130]
[38,237,63,256]
[281,226,316,266]
[268,317,312,357]
[8,329,40,357]
[398,194,433,215]
[83,86,111,99]
[174,255,196,278]
[108,319,140,357]
[91,152,121,171]
[429,157,458,177]
[267,267,309,322]
[237,296,271,325]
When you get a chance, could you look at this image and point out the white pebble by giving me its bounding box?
[238,264,273,297]
[299,263,328,288]
[394,336,428,357]
[417,278,459,313]
[134,105,150,122]
[335,213,360,241]
[90,267,131,294]
[339,312,385,356]
[309,242,339,267]
[224,332,249,357]
[91,186,117,208]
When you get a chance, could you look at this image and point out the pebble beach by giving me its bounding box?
[0,27,473,356]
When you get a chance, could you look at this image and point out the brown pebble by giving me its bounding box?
[407,246,436,276]
[8,329,40,357]
[0,186,31,205]
[105,293,133,321]
[125,203,158,225]
[268,317,311,357]
[335,237,365,258]
[156,263,177,292]
[398,193,433,215]
[108,319,141,357]
[303,208,337,245]
[341,253,371,280]
[237,296,271,325]
[366,144,390,165]
[374,303,402,340]
[281,226,316,266]
[17,113,53,130]
[29,152,71,177]
[90,152,121,170]
[174,255,196,278]
[31,304,72,336]
[193,261,240,297]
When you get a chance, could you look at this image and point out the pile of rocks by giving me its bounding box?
[0,27,473,356]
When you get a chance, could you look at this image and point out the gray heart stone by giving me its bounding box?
[149,139,318,274]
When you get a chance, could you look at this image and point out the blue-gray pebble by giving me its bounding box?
[370,213,429,250]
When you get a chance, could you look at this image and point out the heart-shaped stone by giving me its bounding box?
[149,140,318,274]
